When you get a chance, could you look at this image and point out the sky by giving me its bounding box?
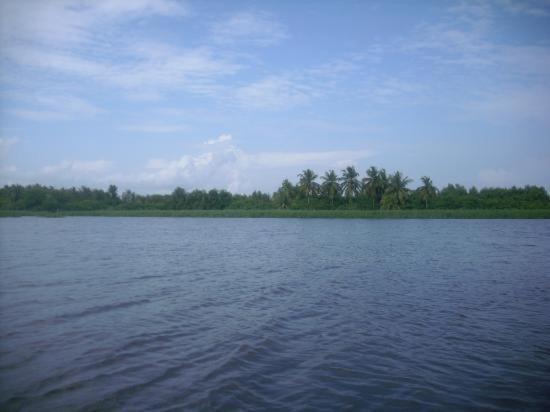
[0,0,549,194]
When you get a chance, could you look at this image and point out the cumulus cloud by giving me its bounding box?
[141,148,245,192]
[123,134,373,193]
[25,134,372,193]
[1,158,114,187]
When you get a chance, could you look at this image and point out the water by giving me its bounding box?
[0,217,549,411]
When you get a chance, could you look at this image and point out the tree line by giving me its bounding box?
[1,165,548,211]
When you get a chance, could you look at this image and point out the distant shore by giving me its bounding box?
[1,209,550,219]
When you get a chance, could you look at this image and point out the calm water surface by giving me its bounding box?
[0,217,549,411]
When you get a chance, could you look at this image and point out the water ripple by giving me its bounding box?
[1,218,549,411]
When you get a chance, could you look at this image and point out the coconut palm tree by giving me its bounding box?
[377,168,389,203]
[298,169,318,207]
[321,170,340,208]
[339,166,360,204]
[363,166,379,209]
[418,176,437,208]
[381,171,412,209]
[362,166,389,209]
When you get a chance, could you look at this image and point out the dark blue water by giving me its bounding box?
[1,217,549,411]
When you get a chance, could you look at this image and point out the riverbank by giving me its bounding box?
[1,209,550,218]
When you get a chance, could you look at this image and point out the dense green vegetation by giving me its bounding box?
[2,209,549,219]
[1,166,548,213]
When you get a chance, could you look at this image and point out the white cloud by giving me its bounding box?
[140,146,246,192]
[233,76,314,110]
[304,58,362,79]
[34,95,103,114]
[41,160,112,175]
[228,56,366,110]
[211,11,288,46]
[3,46,105,77]
[8,110,68,122]
[496,0,550,17]
[8,94,104,121]
[0,0,188,48]
[6,133,374,193]
[104,44,241,92]
[0,1,239,101]
[128,136,373,192]
[204,134,232,145]
[360,78,425,105]
[405,4,550,78]
[403,22,493,67]
[0,1,362,111]
[89,0,188,19]
[3,43,240,98]
[120,124,189,134]
[23,135,371,193]
[124,91,165,102]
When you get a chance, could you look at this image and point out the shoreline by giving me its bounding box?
[1,209,550,219]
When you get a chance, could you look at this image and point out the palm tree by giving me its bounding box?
[298,169,318,207]
[418,176,437,208]
[376,168,389,205]
[321,170,340,208]
[381,171,412,209]
[362,166,389,209]
[339,166,360,204]
[363,166,378,209]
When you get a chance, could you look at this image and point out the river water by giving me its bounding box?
[1,217,549,411]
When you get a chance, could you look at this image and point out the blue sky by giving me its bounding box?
[1,0,549,194]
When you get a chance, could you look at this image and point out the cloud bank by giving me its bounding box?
[1,135,374,193]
